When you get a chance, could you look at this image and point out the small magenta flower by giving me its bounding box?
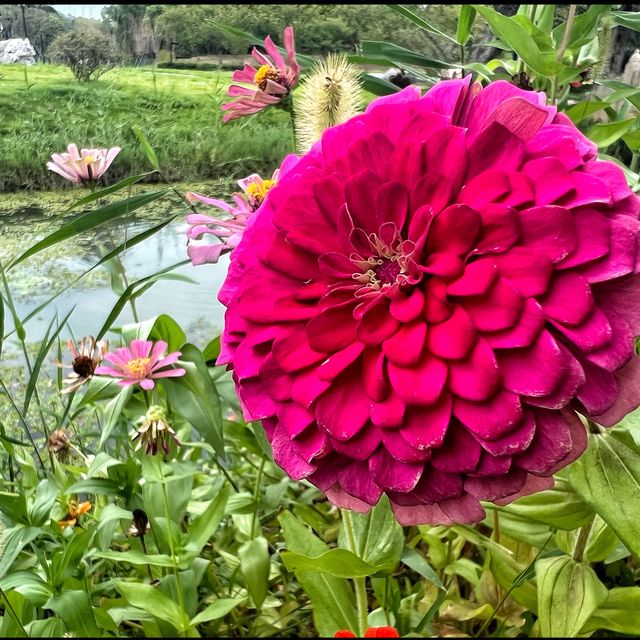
[185,156,298,265]
[47,144,121,184]
[95,339,186,390]
[222,26,299,122]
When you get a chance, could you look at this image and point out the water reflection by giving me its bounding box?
[1,208,228,345]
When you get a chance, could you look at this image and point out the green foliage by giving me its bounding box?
[47,29,117,83]
[2,5,640,639]
[0,64,291,192]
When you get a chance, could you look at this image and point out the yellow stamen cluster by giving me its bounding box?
[246,179,276,207]
[125,357,151,378]
[254,64,282,91]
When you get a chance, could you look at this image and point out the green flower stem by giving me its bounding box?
[573,517,595,562]
[550,4,577,105]
[0,586,27,637]
[156,455,187,634]
[250,457,265,539]
[342,509,368,636]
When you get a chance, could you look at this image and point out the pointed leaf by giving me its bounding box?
[536,555,607,637]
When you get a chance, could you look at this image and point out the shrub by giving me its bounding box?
[48,30,117,82]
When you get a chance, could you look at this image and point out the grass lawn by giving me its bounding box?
[0,63,293,192]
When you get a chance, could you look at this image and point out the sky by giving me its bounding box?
[50,5,109,20]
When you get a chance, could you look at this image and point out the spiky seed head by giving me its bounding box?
[295,53,363,154]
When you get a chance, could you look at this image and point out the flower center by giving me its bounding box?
[245,179,276,208]
[73,355,95,377]
[254,64,282,91]
[125,357,151,378]
[374,258,402,285]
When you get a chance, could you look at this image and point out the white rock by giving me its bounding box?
[0,38,36,65]
[623,49,640,86]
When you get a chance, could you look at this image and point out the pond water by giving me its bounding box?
[0,185,230,351]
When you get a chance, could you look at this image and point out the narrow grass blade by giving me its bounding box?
[8,189,170,270]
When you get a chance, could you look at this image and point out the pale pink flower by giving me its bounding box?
[47,144,121,183]
[95,339,186,390]
[185,156,298,265]
[222,26,300,122]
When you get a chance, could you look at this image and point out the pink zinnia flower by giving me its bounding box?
[218,78,640,526]
[95,339,186,390]
[222,26,300,122]
[185,157,298,265]
[47,144,121,183]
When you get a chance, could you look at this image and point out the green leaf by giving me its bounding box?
[23,307,75,415]
[473,4,564,77]
[238,537,270,609]
[0,491,28,525]
[95,259,188,341]
[534,4,556,34]
[95,549,176,567]
[0,571,53,608]
[585,119,636,148]
[45,590,100,637]
[610,11,640,32]
[122,314,187,353]
[163,343,224,460]
[0,526,42,580]
[65,478,122,496]
[98,385,133,450]
[189,597,246,627]
[386,4,457,44]
[487,544,539,613]
[279,511,358,636]
[581,587,640,635]
[564,100,608,124]
[338,495,404,574]
[486,475,593,530]
[132,126,160,171]
[63,172,155,213]
[553,5,610,52]
[536,555,607,637]
[401,547,444,589]
[456,5,476,45]
[8,189,170,270]
[360,41,452,70]
[27,479,57,527]
[359,72,401,96]
[181,484,230,561]
[281,548,384,578]
[115,581,189,631]
[584,517,621,563]
[570,432,640,559]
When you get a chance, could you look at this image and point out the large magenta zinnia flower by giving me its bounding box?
[218,77,640,525]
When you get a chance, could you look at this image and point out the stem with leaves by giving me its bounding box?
[550,4,577,104]
[156,455,187,634]
[342,509,368,636]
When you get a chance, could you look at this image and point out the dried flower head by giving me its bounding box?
[55,336,108,394]
[47,428,71,463]
[132,405,180,456]
[127,508,151,537]
[295,53,363,154]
